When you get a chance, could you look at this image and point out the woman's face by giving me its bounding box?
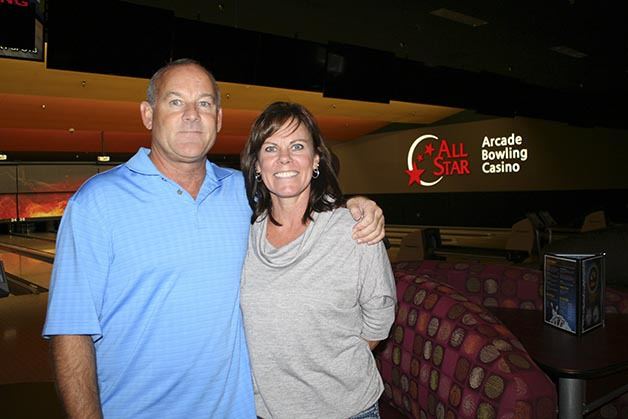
[256,120,320,205]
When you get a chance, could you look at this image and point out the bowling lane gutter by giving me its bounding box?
[5,271,48,294]
[7,232,57,243]
[0,243,54,264]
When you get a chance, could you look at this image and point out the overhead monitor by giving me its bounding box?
[323,42,393,103]
[0,0,35,50]
[47,0,174,78]
[173,19,258,85]
[256,34,326,92]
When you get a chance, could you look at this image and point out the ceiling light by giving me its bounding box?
[430,8,487,27]
[549,46,587,58]
[97,155,110,162]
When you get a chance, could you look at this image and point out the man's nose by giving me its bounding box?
[183,104,200,121]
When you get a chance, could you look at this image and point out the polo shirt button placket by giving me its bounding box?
[195,204,201,228]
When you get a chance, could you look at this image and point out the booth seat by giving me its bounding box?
[391,260,628,314]
[383,260,628,418]
[377,275,557,418]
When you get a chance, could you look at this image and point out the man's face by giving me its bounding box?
[140,64,222,164]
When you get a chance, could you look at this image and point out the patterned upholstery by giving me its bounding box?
[392,260,628,314]
[384,260,628,418]
[377,274,557,418]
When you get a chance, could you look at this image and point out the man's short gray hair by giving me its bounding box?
[146,58,221,108]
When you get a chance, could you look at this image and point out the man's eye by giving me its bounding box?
[170,99,182,106]
[199,100,213,108]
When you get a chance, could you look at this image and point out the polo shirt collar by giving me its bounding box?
[125,147,161,176]
[125,147,233,184]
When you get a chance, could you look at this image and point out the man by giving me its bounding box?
[43,59,385,418]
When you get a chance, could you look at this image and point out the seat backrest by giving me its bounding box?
[505,218,535,254]
[396,228,441,262]
[376,276,557,418]
[581,210,607,232]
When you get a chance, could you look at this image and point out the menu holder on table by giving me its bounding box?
[544,253,605,335]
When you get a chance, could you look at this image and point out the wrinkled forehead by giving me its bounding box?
[157,64,216,97]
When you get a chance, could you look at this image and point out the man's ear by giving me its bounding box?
[140,101,154,130]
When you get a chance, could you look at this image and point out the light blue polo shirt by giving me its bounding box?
[44,148,256,418]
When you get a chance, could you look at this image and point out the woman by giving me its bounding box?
[240,102,396,419]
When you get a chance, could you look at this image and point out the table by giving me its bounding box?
[490,308,628,418]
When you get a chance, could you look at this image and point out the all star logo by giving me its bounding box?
[0,1,30,7]
[405,134,471,187]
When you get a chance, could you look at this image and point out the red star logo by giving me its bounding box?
[417,154,424,162]
[424,143,435,156]
[404,162,425,186]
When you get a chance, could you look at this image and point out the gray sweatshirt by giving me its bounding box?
[240,208,396,419]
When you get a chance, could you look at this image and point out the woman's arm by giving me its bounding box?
[358,242,397,344]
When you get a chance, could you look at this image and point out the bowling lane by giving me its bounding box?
[0,234,55,264]
[0,251,52,291]
[11,232,57,242]
[0,234,56,254]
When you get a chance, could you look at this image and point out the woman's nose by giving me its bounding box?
[278,148,291,163]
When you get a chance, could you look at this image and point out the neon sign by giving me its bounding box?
[0,0,30,7]
[404,131,530,188]
[481,133,528,174]
[405,134,471,188]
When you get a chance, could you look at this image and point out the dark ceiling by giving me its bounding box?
[3,0,627,164]
[124,0,628,127]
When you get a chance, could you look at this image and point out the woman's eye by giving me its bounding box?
[291,143,304,151]
[263,145,276,152]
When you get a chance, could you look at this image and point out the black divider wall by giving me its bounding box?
[358,189,628,229]
[44,0,628,129]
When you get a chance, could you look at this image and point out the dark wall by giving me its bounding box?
[363,189,628,229]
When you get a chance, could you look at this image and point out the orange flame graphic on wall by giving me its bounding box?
[0,195,18,220]
[18,193,72,219]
